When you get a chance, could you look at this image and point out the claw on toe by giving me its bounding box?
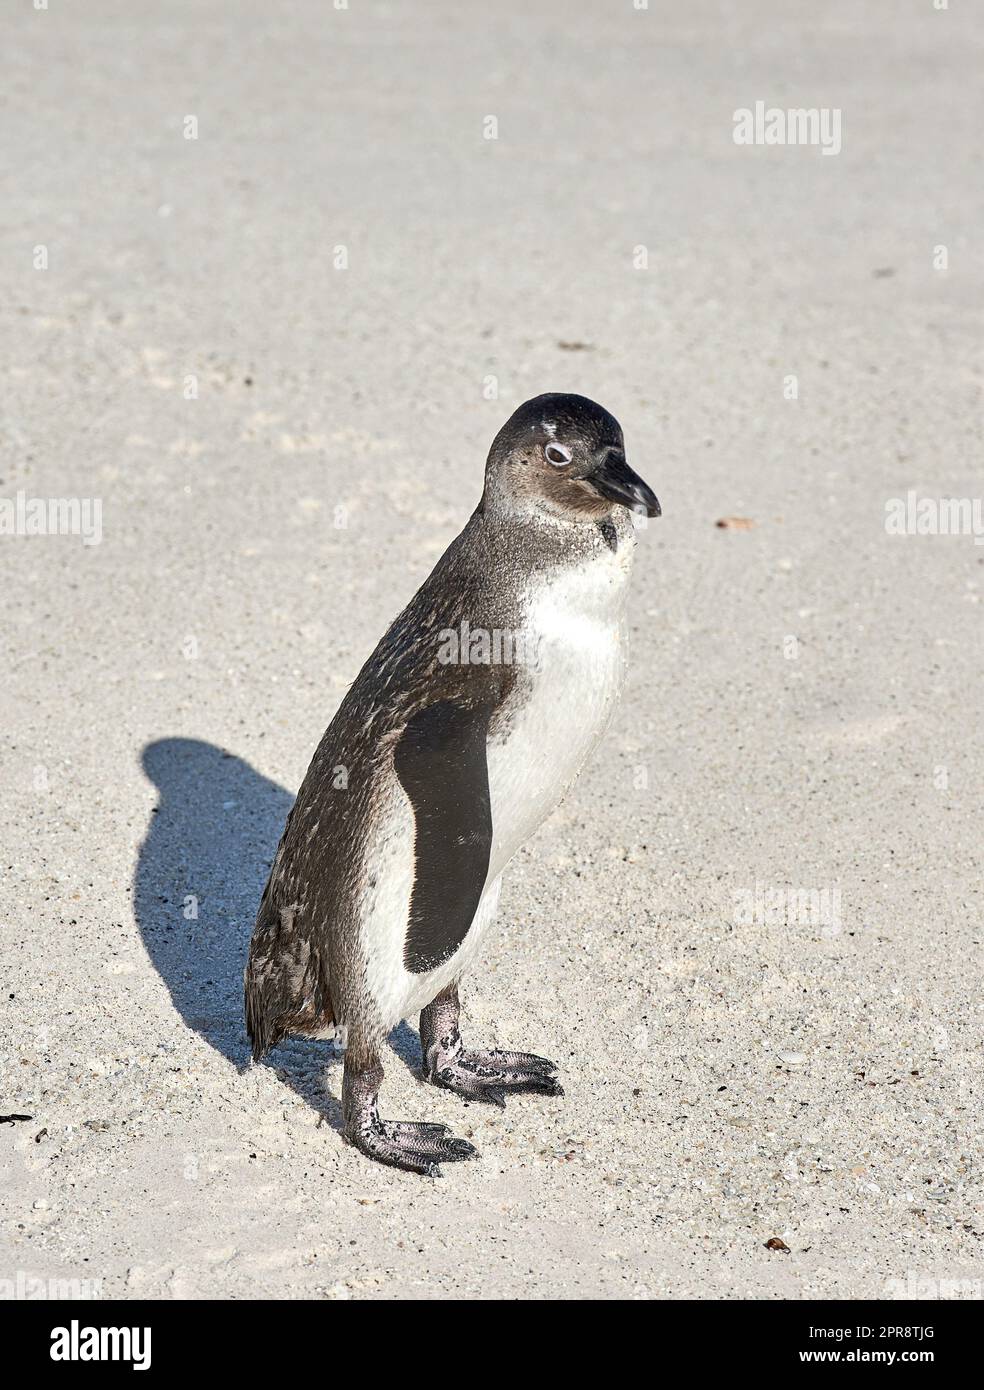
[463,1082,505,1109]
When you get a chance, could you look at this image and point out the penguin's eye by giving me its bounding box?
[544,442,572,467]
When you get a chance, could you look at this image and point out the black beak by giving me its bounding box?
[587,450,661,518]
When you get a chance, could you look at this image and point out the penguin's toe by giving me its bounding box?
[457,1077,507,1109]
[480,1049,561,1079]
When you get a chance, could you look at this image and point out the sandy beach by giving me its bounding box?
[1,0,981,1299]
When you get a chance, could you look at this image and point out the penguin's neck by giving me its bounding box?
[477,492,637,579]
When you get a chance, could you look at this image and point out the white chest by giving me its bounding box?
[485,541,632,877]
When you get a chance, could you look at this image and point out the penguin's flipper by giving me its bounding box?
[393,698,495,974]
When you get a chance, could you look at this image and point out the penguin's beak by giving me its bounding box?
[586,449,661,518]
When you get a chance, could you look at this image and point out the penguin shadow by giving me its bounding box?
[135,738,425,1133]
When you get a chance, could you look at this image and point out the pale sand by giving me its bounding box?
[1,0,981,1299]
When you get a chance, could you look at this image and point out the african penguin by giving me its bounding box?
[245,393,661,1175]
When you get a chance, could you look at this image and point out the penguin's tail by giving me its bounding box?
[244,901,333,1063]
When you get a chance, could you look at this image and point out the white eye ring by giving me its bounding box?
[544,442,572,467]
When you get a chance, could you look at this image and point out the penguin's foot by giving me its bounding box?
[425,1045,563,1108]
[349,1114,477,1177]
[342,1057,477,1177]
[419,981,563,1108]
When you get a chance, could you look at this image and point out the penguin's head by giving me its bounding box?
[483,393,660,523]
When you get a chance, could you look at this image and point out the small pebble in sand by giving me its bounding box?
[777,1051,807,1066]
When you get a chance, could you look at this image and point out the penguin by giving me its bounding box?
[245,393,660,1175]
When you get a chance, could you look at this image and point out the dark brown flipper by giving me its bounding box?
[394,699,494,974]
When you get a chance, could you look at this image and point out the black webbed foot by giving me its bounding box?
[350,1115,477,1176]
[420,985,563,1108]
[425,1046,564,1108]
[343,1058,477,1176]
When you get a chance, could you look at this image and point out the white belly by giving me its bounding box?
[359,798,503,1029]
